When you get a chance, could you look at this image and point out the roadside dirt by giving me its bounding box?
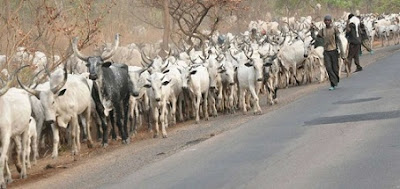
[9,44,400,189]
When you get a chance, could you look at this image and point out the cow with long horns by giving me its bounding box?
[17,65,93,158]
[72,34,133,146]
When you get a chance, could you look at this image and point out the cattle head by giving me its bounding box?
[207,59,222,91]
[181,65,200,90]
[218,61,235,86]
[303,37,314,58]
[129,67,149,97]
[144,73,171,103]
[72,34,120,80]
[17,65,68,124]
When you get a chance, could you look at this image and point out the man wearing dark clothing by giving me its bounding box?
[312,15,345,91]
[346,14,363,72]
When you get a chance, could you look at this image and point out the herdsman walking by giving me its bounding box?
[313,15,345,90]
[346,13,363,72]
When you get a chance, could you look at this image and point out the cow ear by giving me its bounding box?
[190,70,197,75]
[162,79,171,86]
[58,89,67,96]
[102,62,112,67]
[244,62,253,67]
[163,69,170,74]
[234,67,238,72]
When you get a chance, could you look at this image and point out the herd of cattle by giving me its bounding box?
[0,11,400,188]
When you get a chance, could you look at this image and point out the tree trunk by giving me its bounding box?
[160,0,170,57]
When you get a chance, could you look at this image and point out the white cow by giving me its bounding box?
[18,67,93,158]
[235,50,264,114]
[181,64,210,123]
[0,82,32,187]
[145,72,172,138]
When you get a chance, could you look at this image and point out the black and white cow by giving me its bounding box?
[72,34,133,146]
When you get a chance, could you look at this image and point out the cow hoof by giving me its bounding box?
[5,177,13,184]
[213,114,218,118]
[51,154,58,159]
[87,142,93,148]
[153,133,159,138]
[16,165,21,173]
[122,139,130,144]
[20,174,27,179]
[1,182,7,189]
[196,119,200,124]
[102,143,109,148]
[162,134,168,138]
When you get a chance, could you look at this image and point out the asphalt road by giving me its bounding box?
[100,49,400,189]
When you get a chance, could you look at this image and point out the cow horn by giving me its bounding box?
[51,63,68,94]
[141,49,152,65]
[189,57,197,65]
[16,65,40,98]
[230,50,238,62]
[101,34,120,60]
[71,37,89,62]
[245,48,253,59]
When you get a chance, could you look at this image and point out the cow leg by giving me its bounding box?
[11,136,23,175]
[26,135,32,169]
[20,131,28,179]
[195,93,202,124]
[82,108,93,148]
[250,86,262,115]
[51,123,60,158]
[31,132,38,165]
[70,116,79,156]
[122,98,130,144]
[178,93,184,122]
[0,130,11,188]
[4,157,12,184]
[129,97,136,135]
[170,96,177,125]
[109,110,117,140]
[228,87,235,114]
[78,115,87,142]
[209,91,218,118]
[153,107,160,138]
[203,91,209,121]
[160,102,168,138]
[239,89,247,114]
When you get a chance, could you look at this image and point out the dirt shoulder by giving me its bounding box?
[10,44,400,189]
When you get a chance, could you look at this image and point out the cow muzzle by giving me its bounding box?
[45,120,55,125]
[89,74,98,80]
[132,91,139,97]
[229,82,235,86]
[155,97,161,102]
[257,78,263,82]
[304,54,308,58]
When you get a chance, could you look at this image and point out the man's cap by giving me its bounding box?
[324,15,332,21]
